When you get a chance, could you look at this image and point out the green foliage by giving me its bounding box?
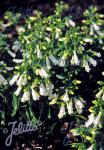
[0,1,104,149]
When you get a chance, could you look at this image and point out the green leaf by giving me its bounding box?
[11,94,20,117]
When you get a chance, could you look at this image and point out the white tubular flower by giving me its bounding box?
[46,27,52,31]
[15,86,22,96]
[9,74,19,85]
[13,59,23,63]
[85,113,95,127]
[74,99,84,114]
[95,52,101,57]
[71,51,80,66]
[55,28,62,39]
[88,57,97,67]
[49,55,59,65]
[68,19,76,27]
[39,83,48,96]
[102,72,104,76]
[8,50,16,58]
[31,88,40,101]
[35,69,39,76]
[66,100,73,115]
[90,25,94,35]
[17,27,25,33]
[59,56,66,67]
[46,83,54,95]
[87,144,93,150]
[6,67,14,71]
[46,57,51,70]
[36,45,42,59]
[21,90,30,102]
[102,93,104,101]
[58,104,66,119]
[16,76,27,86]
[28,23,31,29]
[12,42,21,52]
[96,89,103,98]
[17,76,24,86]
[83,61,90,72]
[39,67,49,78]
[55,33,60,39]
[61,90,69,102]
[45,37,51,43]
[0,74,7,85]
[22,77,27,86]
[94,112,101,127]
[92,23,100,31]
[83,38,93,43]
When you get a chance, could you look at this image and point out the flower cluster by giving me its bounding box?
[0,2,104,150]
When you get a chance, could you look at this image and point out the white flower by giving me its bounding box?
[58,37,67,42]
[58,104,66,119]
[22,78,27,86]
[6,67,14,71]
[96,89,103,98]
[32,88,40,101]
[66,100,73,115]
[15,86,22,96]
[55,28,62,39]
[17,76,24,86]
[102,93,104,101]
[17,27,25,33]
[88,57,97,67]
[94,112,101,127]
[45,37,51,43]
[39,83,48,96]
[55,33,60,39]
[59,56,66,67]
[28,23,31,29]
[9,74,19,85]
[21,91,30,102]
[39,68,49,78]
[74,99,84,114]
[46,83,54,95]
[49,55,59,65]
[102,72,104,76]
[61,90,69,102]
[16,75,27,86]
[46,27,52,31]
[83,61,90,72]
[36,45,42,59]
[90,25,94,35]
[83,38,93,43]
[71,51,80,65]
[12,41,21,52]
[46,57,51,70]
[87,144,93,150]
[8,50,16,58]
[0,74,7,85]
[68,19,75,27]
[92,23,100,31]
[13,59,23,63]
[95,52,101,57]
[85,113,95,127]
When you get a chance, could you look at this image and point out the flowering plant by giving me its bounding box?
[0,2,104,149]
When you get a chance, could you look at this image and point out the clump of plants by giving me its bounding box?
[0,1,104,149]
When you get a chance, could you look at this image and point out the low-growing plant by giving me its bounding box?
[0,1,104,149]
